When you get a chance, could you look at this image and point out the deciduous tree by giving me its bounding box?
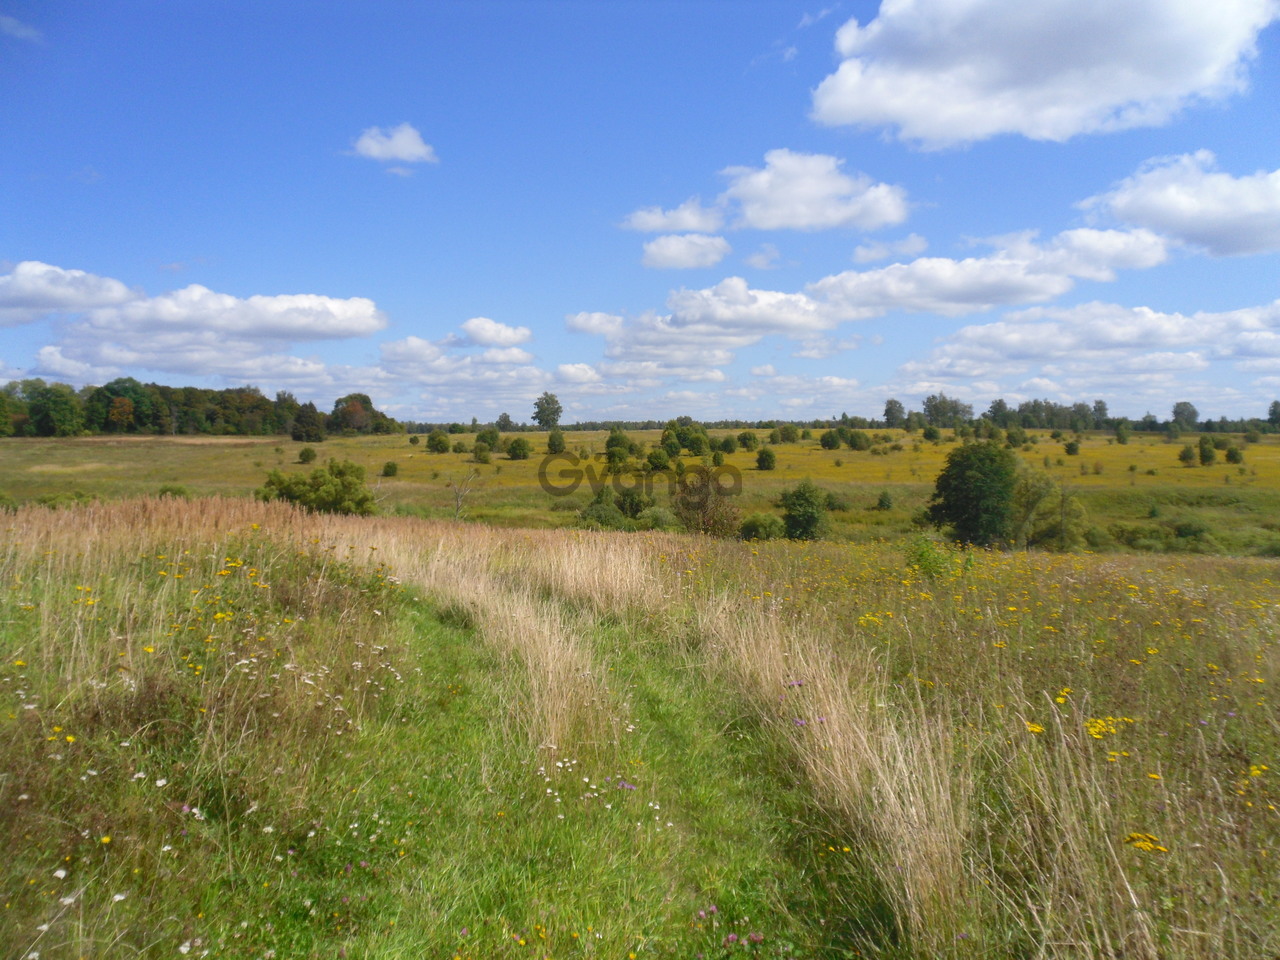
[927,441,1017,547]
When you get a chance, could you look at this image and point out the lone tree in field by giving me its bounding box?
[927,441,1018,547]
[532,391,562,429]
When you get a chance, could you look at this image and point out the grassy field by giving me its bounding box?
[4,429,1280,554]
[2,497,1277,958]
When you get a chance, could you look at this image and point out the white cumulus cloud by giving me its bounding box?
[1082,150,1280,256]
[641,234,732,269]
[812,228,1166,316]
[0,261,136,326]
[566,311,625,337]
[622,197,724,233]
[853,233,929,263]
[85,285,388,339]
[811,0,1279,146]
[353,123,438,164]
[460,316,532,347]
[720,149,908,231]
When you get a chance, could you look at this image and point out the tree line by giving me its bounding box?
[0,378,398,440]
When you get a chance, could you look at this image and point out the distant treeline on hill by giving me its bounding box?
[403,396,1280,437]
[5,380,1280,441]
[0,378,399,439]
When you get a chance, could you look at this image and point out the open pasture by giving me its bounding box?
[4,429,1280,553]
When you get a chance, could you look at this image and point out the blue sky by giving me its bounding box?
[2,0,1279,423]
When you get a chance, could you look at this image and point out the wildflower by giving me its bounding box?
[1024,721,1045,734]
[1123,832,1168,852]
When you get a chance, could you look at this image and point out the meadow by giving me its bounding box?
[4,427,1280,554]
[1,496,1276,958]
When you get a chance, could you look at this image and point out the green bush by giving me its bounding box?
[298,446,317,464]
[904,536,954,579]
[737,431,759,451]
[381,461,398,477]
[1198,435,1216,466]
[427,430,450,453]
[740,512,785,541]
[824,491,851,511]
[875,490,894,511]
[579,496,628,531]
[847,430,872,451]
[780,478,829,540]
[819,429,841,450]
[635,505,680,531]
[256,459,375,515]
[616,487,654,519]
[157,484,190,499]
[756,447,777,471]
[409,434,420,445]
[473,442,491,464]
[547,428,566,455]
[507,437,532,460]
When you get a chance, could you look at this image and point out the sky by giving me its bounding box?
[2,0,1279,425]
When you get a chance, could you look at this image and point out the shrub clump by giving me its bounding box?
[740,512,785,541]
[256,459,376,515]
